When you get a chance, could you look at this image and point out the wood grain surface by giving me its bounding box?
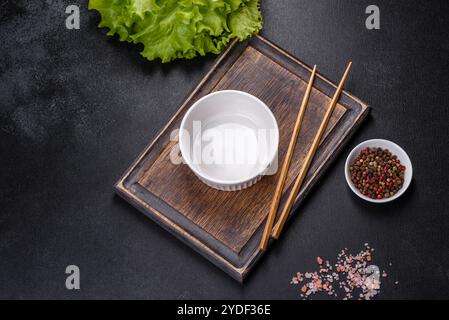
[115,36,370,281]
[139,46,345,253]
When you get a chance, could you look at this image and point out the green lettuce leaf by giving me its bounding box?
[88,0,262,63]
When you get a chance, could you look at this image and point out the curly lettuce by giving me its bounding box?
[89,0,262,63]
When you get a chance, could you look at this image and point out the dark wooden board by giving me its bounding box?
[115,35,370,282]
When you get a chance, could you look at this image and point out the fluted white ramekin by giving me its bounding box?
[179,90,279,192]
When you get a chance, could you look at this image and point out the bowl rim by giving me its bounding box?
[179,90,280,186]
[344,139,413,203]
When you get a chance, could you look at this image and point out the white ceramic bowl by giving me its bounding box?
[179,90,279,191]
[344,139,413,203]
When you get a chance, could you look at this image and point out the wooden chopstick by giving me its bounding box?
[259,65,318,252]
[271,62,353,240]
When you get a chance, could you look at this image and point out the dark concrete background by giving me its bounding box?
[1,0,449,299]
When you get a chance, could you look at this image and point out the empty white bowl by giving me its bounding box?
[179,90,279,191]
[344,139,413,203]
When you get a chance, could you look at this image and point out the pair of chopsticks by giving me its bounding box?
[259,62,352,251]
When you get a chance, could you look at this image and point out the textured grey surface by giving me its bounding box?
[1,0,449,299]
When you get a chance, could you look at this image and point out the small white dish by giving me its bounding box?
[344,139,413,203]
[179,90,279,191]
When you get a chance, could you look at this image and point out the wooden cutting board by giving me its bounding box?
[115,35,369,282]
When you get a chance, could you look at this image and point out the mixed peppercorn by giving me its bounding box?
[349,147,406,200]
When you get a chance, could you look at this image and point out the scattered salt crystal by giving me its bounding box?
[290,243,392,300]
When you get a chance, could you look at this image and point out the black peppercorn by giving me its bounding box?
[349,147,406,199]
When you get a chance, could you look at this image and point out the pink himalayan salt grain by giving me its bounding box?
[290,243,391,300]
